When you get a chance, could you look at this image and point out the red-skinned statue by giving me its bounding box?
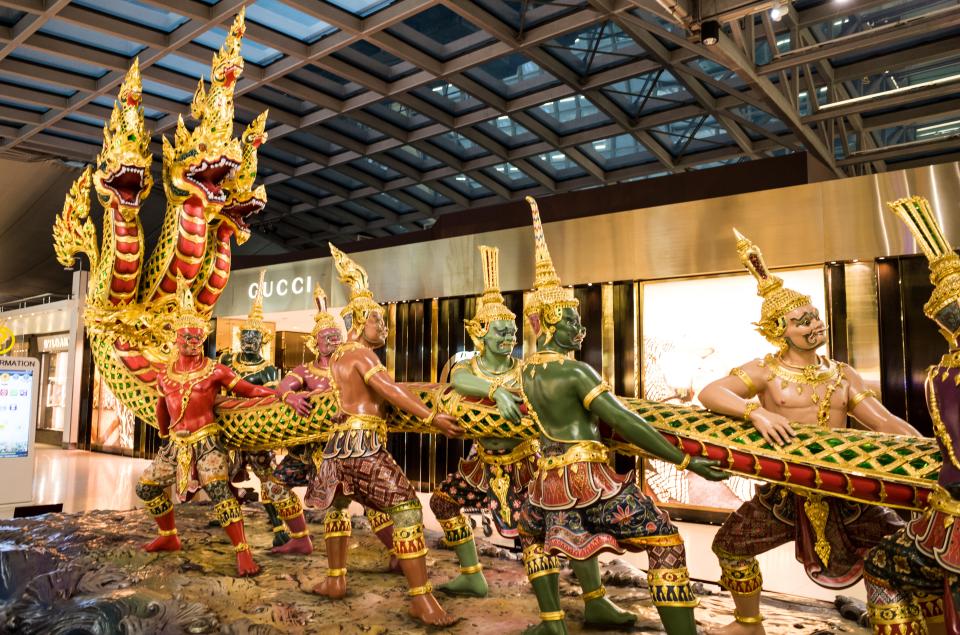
[307,244,462,627]
[135,280,295,577]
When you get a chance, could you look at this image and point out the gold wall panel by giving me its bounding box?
[217,163,960,316]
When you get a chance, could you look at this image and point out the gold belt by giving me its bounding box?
[171,423,221,446]
[329,413,387,437]
[539,440,609,472]
[479,438,540,466]
[928,486,960,517]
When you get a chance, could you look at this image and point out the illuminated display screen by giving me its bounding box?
[0,369,35,458]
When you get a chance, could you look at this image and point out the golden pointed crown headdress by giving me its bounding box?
[887,196,960,346]
[240,269,268,336]
[527,196,577,341]
[94,58,153,213]
[733,228,811,344]
[465,246,516,350]
[329,243,382,334]
[306,284,341,356]
[173,276,210,334]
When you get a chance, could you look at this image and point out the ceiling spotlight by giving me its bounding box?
[770,0,789,22]
[700,20,720,46]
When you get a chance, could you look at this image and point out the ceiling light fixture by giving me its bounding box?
[700,20,720,46]
[819,72,960,111]
[770,0,789,22]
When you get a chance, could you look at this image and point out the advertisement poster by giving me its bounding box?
[0,368,35,457]
[642,268,826,512]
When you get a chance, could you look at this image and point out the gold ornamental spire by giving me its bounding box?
[329,243,382,334]
[527,196,577,340]
[465,245,516,349]
[306,283,340,356]
[173,275,210,333]
[887,196,960,345]
[241,269,268,335]
[733,228,811,344]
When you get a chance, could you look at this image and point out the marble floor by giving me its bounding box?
[13,445,866,605]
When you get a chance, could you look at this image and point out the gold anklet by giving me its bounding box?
[272,525,286,533]
[734,612,764,624]
[233,542,250,553]
[288,529,309,539]
[157,528,178,536]
[540,611,565,621]
[582,586,606,602]
[460,564,483,575]
[408,582,433,596]
[327,568,347,577]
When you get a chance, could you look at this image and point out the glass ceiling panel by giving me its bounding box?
[474,0,586,31]
[9,49,107,78]
[65,112,106,127]
[427,131,490,159]
[687,57,745,92]
[39,19,145,57]
[334,41,416,81]
[154,53,210,80]
[323,116,388,143]
[247,0,336,44]
[325,0,397,18]
[413,80,484,115]
[840,58,960,100]
[319,169,366,190]
[579,133,655,171]
[475,115,537,148]
[385,224,410,234]
[874,114,960,147]
[485,162,536,189]
[248,85,315,115]
[0,9,24,27]
[730,104,788,136]
[530,94,611,134]
[544,21,644,75]
[260,145,309,167]
[373,192,415,213]
[91,94,163,118]
[529,152,587,180]
[466,53,559,99]
[339,200,380,220]
[141,78,194,103]
[293,66,363,99]
[651,114,733,157]
[351,157,402,180]
[629,7,686,36]
[602,70,693,118]
[807,1,955,45]
[194,27,284,66]
[0,73,76,97]
[364,100,433,131]
[692,158,745,170]
[286,178,331,199]
[442,173,492,198]
[287,130,344,156]
[0,96,48,114]
[72,0,188,33]
[387,145,443,170]
[406,184,451,206]
[400,5,482,46]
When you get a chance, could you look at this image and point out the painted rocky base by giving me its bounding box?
[0,504,870,634]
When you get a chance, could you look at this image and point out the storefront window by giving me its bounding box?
[90,367,135,454]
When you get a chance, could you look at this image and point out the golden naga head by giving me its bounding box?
[162,9,245,209]
[329,243,383,336]
[219,110,268,245]
[94,58,153,221]
[465,245,516,351]
[888,196,960,348]
[53,166,99,275]
[527,196,577,343]
[240,269,270,337]
[733,228,812,349]
[306,283,341,356]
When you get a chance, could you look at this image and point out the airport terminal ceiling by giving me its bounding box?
[0,0,958,286]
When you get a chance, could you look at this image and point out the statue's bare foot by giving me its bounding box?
[707,620,766,635]
[408,594,459,627]
[312,576,347,599]
[438,572,489,597]
[235,551,261,577]
[584,596,637,628]
[521,620,568,635]
[271,536,312,555]
[144,535,181,552]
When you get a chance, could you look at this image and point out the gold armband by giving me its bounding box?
[582,381,611,410]
[226,375,241,391]
[729,367,757,396]
[743,401,760,421]
[363,364,387,384]
[676,454,692,471]
[849,389,878,411]
[158,432,170,439]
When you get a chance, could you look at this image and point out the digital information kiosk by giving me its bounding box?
[0,356,40,507]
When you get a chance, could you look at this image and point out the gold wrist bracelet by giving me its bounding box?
[487,379,503,401]
[743,401,761,421]
[676,454,692,471]
[422,409,437,426]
